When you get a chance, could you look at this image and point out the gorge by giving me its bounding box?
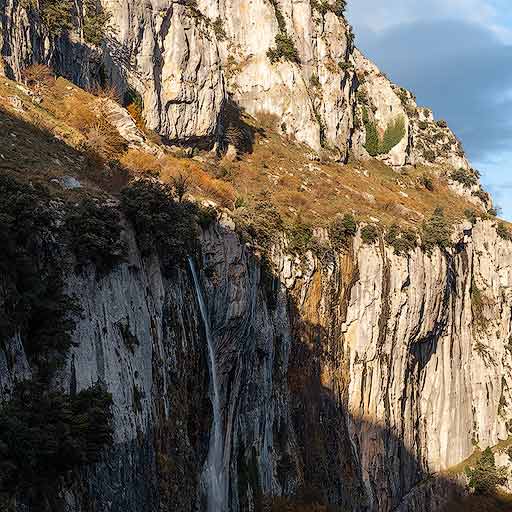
[0,1,511,511]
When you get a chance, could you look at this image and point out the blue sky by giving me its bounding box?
[347,0,512,219]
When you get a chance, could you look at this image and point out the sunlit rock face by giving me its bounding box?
[2,218,511,511]
[2,0,478,176]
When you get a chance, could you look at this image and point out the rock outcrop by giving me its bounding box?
[0,1,509,511]
[1,0,483,179]
[2,213,511,511]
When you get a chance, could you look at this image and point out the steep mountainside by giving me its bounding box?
[0,1,511,512]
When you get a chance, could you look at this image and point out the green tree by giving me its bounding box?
[466,447,507,495]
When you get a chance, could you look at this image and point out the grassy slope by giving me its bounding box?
[0,74,488,232]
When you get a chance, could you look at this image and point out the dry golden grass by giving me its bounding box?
[0,72,504,233]
[89,84,121,103]
[22,64,55,89]
[127,102,145,131]
[120,148,161,177]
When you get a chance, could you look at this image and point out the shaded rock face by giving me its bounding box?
[1,0,474,173]
[2,218,511,512]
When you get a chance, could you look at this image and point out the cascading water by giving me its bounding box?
[188,257,228,512]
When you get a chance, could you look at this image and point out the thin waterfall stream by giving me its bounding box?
[188,257,228,512]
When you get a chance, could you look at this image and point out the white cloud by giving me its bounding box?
[347,0,512,42]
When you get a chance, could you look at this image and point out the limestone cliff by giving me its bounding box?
[0,0,485,175]
[0,1,511,511]
[1,205,512,511]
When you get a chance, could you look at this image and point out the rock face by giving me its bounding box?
[1,1,509,510]
[2,216,512,511]
[1,0,479,175]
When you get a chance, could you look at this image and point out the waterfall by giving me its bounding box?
[188,257,227,512]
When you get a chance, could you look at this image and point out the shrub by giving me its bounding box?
[310,74,321,88]
[385,224,417,255]
[0,380,113,503]
[267,32,300,64]
[338,61,353,71]
[170,173,191,202]
[380,116,406,154]
[120,180,200,273]
[362,108,379,156]
[120,149,161,177]
[124,89,145,130]
[465,447,507,495]
[421,207,452,252]
[363,109,405,156]
[496,222,512,241]
[234,200,283,251]
[420,175,434,192]
[329,214,357,251]
[287,218,314,254]
[65,199,127,274]
[84,119,127,161]
[39,0,74,36]
[212,17,227,40]
[83,0,111,46]
[464,208,477,224]
[0,175,80,374]
[197,205,218,229]
[21,64,55,89]
[423,148,436,162]
[450,168,478,189]
[361,224,379,245]
[436,119,448,128]
[418,120,428,130]
[472,189,489,203]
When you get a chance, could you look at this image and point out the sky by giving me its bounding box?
[347,0,512,219]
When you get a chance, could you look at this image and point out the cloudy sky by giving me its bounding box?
[347,0,512,219]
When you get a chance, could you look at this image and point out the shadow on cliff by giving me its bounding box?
[0,105,507,512]
[228,248,501,512]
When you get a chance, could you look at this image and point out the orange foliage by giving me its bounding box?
[127,102,145,131]
[120,149,161,177]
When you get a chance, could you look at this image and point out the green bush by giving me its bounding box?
[287,218,314,254]
[267,32,300,64]
[0,175,80,376]
[380,117,406,154]
[384,224,417,255]
[0,381,113,504]
[120,180,200,274]
[496,222,512,241]
[83,0,111,46]
[234,200,283,251]
[450,168,478,189]
[65,199,126,275]
[362,108,379,156]
[472,189,489,203]
[39,0,74,36]
[362,108,405,156]
[361,224,379,245]
[418,120,428,130]
[329,214,357,251]
[465,447,507,495]
[421,208,452,252]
